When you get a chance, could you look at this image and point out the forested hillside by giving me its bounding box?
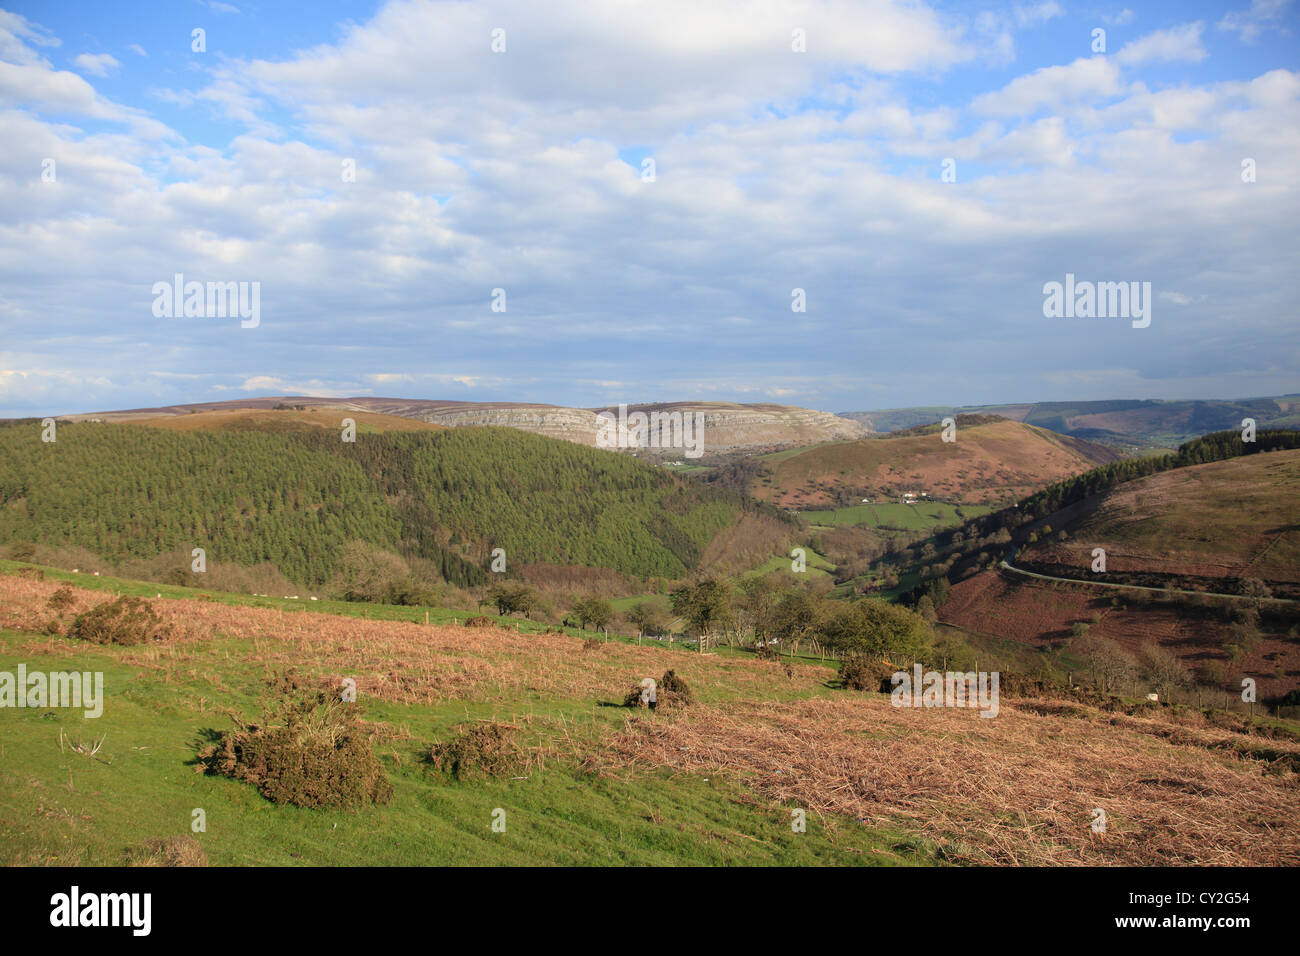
[0,420,768,586]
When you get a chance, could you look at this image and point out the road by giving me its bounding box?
[998,560,1294,604]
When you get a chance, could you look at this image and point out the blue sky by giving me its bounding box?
[2,0,1298,417]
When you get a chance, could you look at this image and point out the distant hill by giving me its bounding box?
[1020,448,1300,586]
[58,396,868,456]
[753,417,1122,508]
[938,448,1300,699]
[122,406,448,434]
[0,420,789,587]
[840,395,1300,450]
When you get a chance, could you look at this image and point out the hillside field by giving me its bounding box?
[754,419,1119,508]
[2,565,1298,866]
[1022,449,1300,585]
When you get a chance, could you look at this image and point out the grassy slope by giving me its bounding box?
[1023,448,1300,583]
[0,566,931,867]
[754,420,1117,508]
[3,564,1298,866]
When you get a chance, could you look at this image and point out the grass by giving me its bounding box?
[0,576,930,865]
[5,564,1297,867]
[803,501,990,532]
[742,546,835,579]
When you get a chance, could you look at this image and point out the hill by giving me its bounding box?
[2,564,1297,866]
[122,406,447,434]
[840,395,1300,451]
[58,396,869,456]
[936,449,1300,699]
[1019,449,1300,586]
[0,420,790,589]
[753,417,1121,508]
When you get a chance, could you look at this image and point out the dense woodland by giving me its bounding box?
[0,420,775,588]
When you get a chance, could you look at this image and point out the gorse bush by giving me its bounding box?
[838,653,895,692]
[196,672,393,810]
[46,584,75,612]
[427,722,526,780]
[68,596,172,646]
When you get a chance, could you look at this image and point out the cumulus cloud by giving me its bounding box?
[72,52,119,77]
[972,57,1124,116]
[1218,0,1292,42]
[1,0,1297,416]
[1115,22,1207,67]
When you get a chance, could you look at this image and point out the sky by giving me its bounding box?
[1,0,1298,417]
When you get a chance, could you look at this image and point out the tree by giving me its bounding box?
[625,600,667,639]
[737,574,781,649]
[821,599,930,664]
[670,579,736,648]
[1074,633,1137,693]
[571,596,614,632]
[1141,644,1190,701]
[771,589,824,656]
[487,583,538,618]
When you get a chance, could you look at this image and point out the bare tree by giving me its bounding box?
[1141,644,1190,702]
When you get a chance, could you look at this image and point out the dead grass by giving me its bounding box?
[127,835,208,867]
[595,695,1300,865]
[0,572,828,706]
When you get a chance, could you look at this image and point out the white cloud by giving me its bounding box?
[73,52,120,77]
[0,10,59,67]
[1,1,1298,415]
[1115,22,1207,67]
[1014,2,1064,28]
[1219,0,1292,43]
[973,57,1123,115]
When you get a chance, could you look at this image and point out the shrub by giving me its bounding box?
[838,653,895,692]
[7,542,36,560]
[427,722,525,780]
[196,672,393,810]
[464,616,495,628]
[68,597,171,646]
[47,585,75,612]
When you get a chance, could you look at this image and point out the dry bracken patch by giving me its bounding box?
[596,695,1300,866]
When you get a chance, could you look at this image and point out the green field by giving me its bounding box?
[0,563,938,866]
[743,546,835,579]
[803,501,990,531]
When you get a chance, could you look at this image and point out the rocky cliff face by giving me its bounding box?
[326,399,869,453]
[70,396,868,455]
[589,403,867,452]
[399,402,601,441]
